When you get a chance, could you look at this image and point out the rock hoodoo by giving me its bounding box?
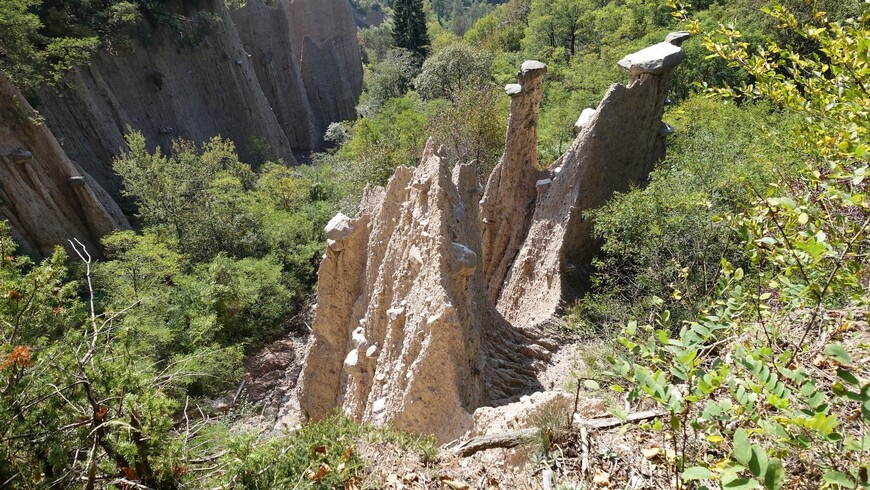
[479,60,548,304]
[488,33,687,329]
[299,34,686,439]
[0,73,128,257]
[298,140,552,442]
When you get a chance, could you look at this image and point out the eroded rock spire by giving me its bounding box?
[479,60,548,304]
[298,33,688,440]
[298,141,550,442]
[493,32,688,328]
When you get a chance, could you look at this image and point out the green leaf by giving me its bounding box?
[748,445,768,478]
[682,467,715,480]
[764,459,785,490]
[823,471,856,488]
[733,428,752,465]
[836,369,860,386]
[723,476,760,490]
[583,380,600,390]
[825,343,851,364]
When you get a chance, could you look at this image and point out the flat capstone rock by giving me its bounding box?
[617,42,686,76]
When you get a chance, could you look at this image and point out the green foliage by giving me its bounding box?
[0,228,196,488]
[393,0,431,59]
[357,47,420,115]
[110,131,340,353]
[224,412,366,488]
[414,42,494,101]
[114,131,261,261]
[609,2,870,487]
[0,0,46,91]
[428,84,507,178]
[213,411,440,488]
[464,0,530,52]
[340,93,433,188]
[0,0,231,95]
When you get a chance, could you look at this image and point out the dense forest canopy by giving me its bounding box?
[1,0,868,487]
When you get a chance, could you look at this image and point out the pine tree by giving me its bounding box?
[392,0,430,60]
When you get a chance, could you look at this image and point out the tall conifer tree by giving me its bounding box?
[392,0,430,60]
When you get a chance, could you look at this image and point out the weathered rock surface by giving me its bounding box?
[298,36,685,442]
[492,34,686,328]
[298,140,551,442]
[282,0,363,131]
[573,108,596,134]
[617,41,686,76]
[37,0,362,201]
[665,31,691,46]
[479,60,548,303]
[232,0,363,150]
[0,72,128,257]
[231,0,319,150]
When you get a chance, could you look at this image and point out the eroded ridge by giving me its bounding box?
[299,140,550,442]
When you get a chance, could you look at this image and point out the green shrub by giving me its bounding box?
[222,412,367,489]
[609,3,870,487]
[568,96,800,336]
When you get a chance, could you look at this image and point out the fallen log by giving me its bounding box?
[451,409,666,457]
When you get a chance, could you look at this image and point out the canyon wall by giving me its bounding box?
[0,73,128,257]
[299,34,687,441]
[37,0,362,201]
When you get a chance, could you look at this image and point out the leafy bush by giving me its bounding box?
[608,3,870,487]
[568,96,799,335]
[216,411,439,489]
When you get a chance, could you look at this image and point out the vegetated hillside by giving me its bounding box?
[0,0,867,488]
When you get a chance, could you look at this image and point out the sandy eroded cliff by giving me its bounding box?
[37,0,362,201]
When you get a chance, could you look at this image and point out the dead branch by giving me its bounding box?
[451,409,667,457]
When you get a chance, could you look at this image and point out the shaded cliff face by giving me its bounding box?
[231,0,319,151]
[231,0,364,151]
[37,0,362,201]
[0,73,128,258]
[281,0,364,131]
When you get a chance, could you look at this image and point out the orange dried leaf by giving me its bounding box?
[306,463,330,482]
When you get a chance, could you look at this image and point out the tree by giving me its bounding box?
[392,0,430,60]
[524,0,596,59]
[413,42,493,101]
[429,84,506,178]
[357,47,420,116]
[113,131,261,261]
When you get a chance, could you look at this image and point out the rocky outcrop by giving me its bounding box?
[479,61,548,304]
[298,35,685,441]
[298,140,551,443]
[491,34,686,328]
[38,0,295,201]
[37,0,362,201]
[231,0,364,150]
[0,73,128,257]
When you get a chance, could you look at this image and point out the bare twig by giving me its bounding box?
[452,410,667,457]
